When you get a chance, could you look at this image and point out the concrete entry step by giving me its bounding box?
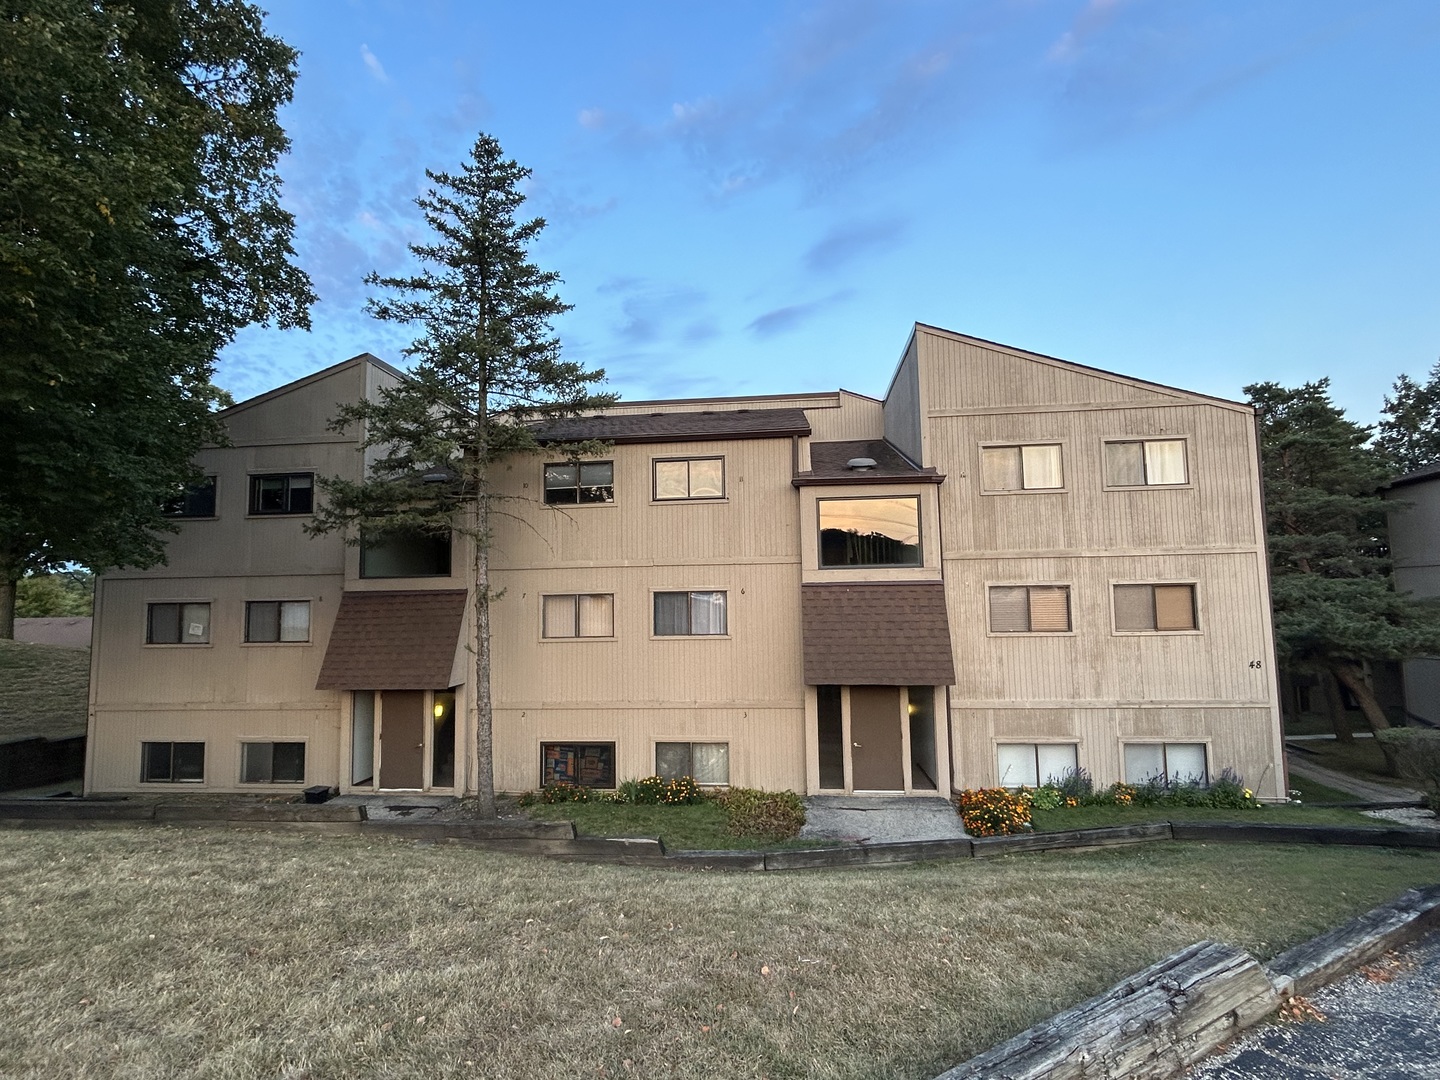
[799,795,967,843]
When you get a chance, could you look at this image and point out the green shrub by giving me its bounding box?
[955,788,1032,836]
[1027,785,1064,811]
[518,782,592,806]
[714,787,806,841]
[1376,727,1440,811]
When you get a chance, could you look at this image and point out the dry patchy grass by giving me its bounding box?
[0,640,90,742]
[1,826,1437,1080]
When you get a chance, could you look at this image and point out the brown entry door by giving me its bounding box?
[379,690,425,789]
[850,686,904,791]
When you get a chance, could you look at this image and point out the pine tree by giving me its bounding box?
[1374,361,1440,474]
[309,134,615,816]
[1247,380,1440,733]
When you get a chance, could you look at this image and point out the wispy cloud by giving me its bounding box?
[805,216,907,272]
[578,107,606,130]
[746,290,854,339]
[360,44,389,83]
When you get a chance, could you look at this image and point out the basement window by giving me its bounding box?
[1123,743,1207,785]
[656,742,729,785]
[240,742,306,784]
[142,742,205,783]
[541,742,616,789]
[996,743,1078,789]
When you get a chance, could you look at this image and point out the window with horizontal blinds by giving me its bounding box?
[1154,585,1196,630]
[988,585,1070,632]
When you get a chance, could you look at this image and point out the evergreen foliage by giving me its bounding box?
[1375,361,1440,474]
[0,0,313,636]
[1247,380,1440,731]
[309,134,615,815]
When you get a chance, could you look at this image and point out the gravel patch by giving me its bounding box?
[1362,807,1440,831]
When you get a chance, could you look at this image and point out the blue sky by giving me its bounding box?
[220,0,1440,422]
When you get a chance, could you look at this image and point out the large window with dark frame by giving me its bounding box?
[653,457,724,501]
[653,591,727,635]
[141,741,205,783]
[544,461,614,505]
[240,741,306,783]
[818,496,921,568]
[146,602,210,645]
[162,476,217,518]
[1113,583,1197,632]
[359,529,452,578]
[541,742,616,788]
[249,472,313,515]
[542,594,615,638]
[656,742,729,785]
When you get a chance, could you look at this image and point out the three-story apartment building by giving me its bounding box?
[85,324,1288,800]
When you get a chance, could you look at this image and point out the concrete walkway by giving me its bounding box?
[1285,754,1424,804]
[797,795,967,843]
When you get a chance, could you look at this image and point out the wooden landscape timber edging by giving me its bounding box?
[932,884,1440,1080]
[1,802,1439,869]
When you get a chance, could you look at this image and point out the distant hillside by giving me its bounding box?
[0,640,90,742]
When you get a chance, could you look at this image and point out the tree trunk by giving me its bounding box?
[472,493,497,818]
[1321,671,1354,744]
[1331,660,1393,738]
[0,575,15,640]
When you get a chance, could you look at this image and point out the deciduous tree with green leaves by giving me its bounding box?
[0,0,313,637]
[309,134,615,816]
[1248,379,1440,733]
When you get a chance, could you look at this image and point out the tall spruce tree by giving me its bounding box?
[0,0,313,637]
[1247,380,1440,732]
[1374,361,1440,474]
[309,134,615,815]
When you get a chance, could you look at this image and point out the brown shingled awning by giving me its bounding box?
[801,582,955,686]
[316,590,467,690]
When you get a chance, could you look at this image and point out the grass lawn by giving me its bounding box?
[522,800,826,850]
[1030,802,1387,831]
[1286,772,1368,805]
[0,640,90,742]
[1,828,1437,1080]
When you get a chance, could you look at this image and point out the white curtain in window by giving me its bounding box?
[1165,743,1207,783]
[279,601,310,642]
[1144,440,1187,485]
[690,459,723,497]
[654,461,688,500]
[1021,444,1063,489]
[1123,743,1166,783]
[1037,744,1078,785]
[690,592,726,635]
[578,594,613,637]
[996,744,1039,788]
[692,743,729,784]
[543,595,577,638]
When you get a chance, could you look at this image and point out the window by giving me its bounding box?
[542,594,615,638]
[988,586,1072,633]
[818,496,921,568]
[654,457,724,500]
[1104,439,1187,487]
[541,742,616,788]
[996,743,1077,788]
[544,461,614,505]
[163,476,217,518]
[240,742,306,783]
[146,602,210,644]
[1123,742,1207,784]
[656,742,730,785]
[1113,583,1197,632]
[360,529,451,578]
[249,472,313,515]
[654,591,727,635]
[245,600,310,643]
[142,742,204,783]
[980,444,1063,492]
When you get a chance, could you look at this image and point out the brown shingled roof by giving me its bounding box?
[801,582,955,685]
[316,590,467,690]
[536,407,810,445]
[795,439,943,486]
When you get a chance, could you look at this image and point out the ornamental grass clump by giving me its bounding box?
[955,788,1032,836]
